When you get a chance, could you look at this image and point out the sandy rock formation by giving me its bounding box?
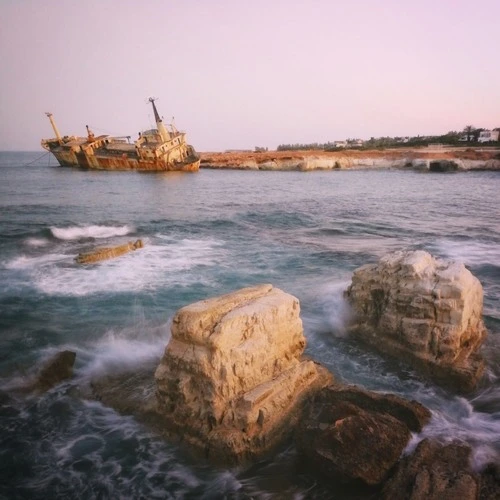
[75,239,143,264]
[155,284,332,462]
[296,384,431,486]
[345,250,487,390]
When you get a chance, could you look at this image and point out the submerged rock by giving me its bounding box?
[155,284,332,463]
[34,350,76,392]
[75,239,143,264]
[296,384,431,486]
[345,250,487,391]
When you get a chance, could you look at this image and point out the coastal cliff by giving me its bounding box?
[200,149,500,171]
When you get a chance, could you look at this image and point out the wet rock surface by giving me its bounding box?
[382,439,480,500]
[33,350,76,392]
[296,384,430,486]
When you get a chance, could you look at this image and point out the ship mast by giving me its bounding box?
[45,112,63,144]
[148,97,171,142]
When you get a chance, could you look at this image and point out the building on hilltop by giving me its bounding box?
[478,130,500,143]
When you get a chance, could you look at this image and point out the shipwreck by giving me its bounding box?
[41,98,200,172]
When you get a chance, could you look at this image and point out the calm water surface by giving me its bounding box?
[1,151,499,498]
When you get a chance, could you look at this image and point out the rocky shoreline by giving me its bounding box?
[9,250,499,498]
[200,148,500,171]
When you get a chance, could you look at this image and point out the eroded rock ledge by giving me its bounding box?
[154,284,332,462]
[200,149,500,171]
[345,250,487,391]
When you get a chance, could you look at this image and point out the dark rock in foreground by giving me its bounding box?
[296,384,431,486]
[382,439,479,500]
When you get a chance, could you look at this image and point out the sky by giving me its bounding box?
[1,0,499,152]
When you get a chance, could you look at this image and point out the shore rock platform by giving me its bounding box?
[345,250,487,391]
[154,284,332,462]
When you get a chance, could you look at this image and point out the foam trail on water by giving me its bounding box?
[434,239,500,267]
[25,237,49,247]
[409,396,500,469]
[5,237,225,296]
[51,225,133,240]
[5,253,70,270]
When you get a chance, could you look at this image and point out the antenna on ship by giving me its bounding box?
[45,112,63,144]
[148,97,171,142]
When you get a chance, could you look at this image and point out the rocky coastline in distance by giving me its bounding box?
[200,147,500,171]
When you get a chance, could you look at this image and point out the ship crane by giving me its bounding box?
[45,112,63,144]
[148,97,171,142]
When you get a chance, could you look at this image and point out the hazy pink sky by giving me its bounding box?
[1,0,499,151]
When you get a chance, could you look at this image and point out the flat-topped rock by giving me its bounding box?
[345,250,487,391]
[155,284,332,462]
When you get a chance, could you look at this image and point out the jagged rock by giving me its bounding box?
[315,384,431,432]
[34,350,76,392]
[345,250,487,391]
[155,284,332,463]
[296,384,430,486]
[381,439,480,500]
[75,239,143,264]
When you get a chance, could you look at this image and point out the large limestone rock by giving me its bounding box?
[296,385,431,486]
[155,284,332,462]
[345,250,487,390]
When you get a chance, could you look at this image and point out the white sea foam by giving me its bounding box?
[51,225,133,240]
[411,396,500,469]
[308,280,352,337]
[435,239,500,267]
[79,328,167,377]
[25,237,49,247]
[5,253,70,270]
[10,237,225,296]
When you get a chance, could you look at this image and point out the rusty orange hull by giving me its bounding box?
[50,149,200,172]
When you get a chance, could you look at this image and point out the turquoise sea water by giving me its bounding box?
[1,151,499,498]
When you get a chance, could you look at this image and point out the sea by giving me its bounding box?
[0,151,499,499]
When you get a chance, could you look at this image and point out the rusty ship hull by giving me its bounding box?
[41,99,200,172]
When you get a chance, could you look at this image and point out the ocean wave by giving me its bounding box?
[409,395,500,470]
[24,237,49,247]
[75,326,168,378]
[50,225,133,240]
[434,239,500,267]
[10,237,225,296]
[4,253,70,270]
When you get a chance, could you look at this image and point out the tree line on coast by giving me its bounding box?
[276,125,500,151]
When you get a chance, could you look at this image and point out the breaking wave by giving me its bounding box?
[51,225,133,240]
[434,239,500,267]
[4,236,226,296]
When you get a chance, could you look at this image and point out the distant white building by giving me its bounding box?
[478,130,500,143]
